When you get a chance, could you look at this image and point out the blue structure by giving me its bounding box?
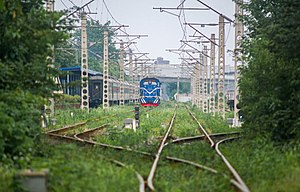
[139,78,161,107]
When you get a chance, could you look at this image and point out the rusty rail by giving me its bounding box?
[185,106,215,147]
[146,106,177,191]
[215,137,250,192]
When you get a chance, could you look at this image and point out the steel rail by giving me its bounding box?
[47,132,146,192]
[49,129,221,175]
[47,122,86,134]
[183,106,250,191]
[50,130,224,174]
[49,131,244,191]
[165,132,241,146]
[110,160,145,192]
[166,156,218,173]
[215,137,251,192]
[48,125,245,191]
[185,106,215,147]
[74,124,108,139]
[146,107,177,191]
[47,107,246,191]
[165,156,245,190]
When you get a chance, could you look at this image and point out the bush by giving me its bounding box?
[0,90,43,165]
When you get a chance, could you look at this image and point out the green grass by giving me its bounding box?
[220,138,300,192]
[31,141,139,192]
[2,102,300,191]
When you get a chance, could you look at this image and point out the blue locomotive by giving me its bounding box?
[139,78,161,107]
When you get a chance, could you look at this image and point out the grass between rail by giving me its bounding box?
[1,103,299,191]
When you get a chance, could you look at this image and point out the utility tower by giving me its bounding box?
[134,58,139,103]
[140,61,144,79]
[128,49,133,103]
[199,53,204,109]
[196,58,201,108]
[217,16,225,119]
[203,46,208,113]
[80,13,89,111]
[119,40,125,105]
[209,34,216,115]
[234,1,244,126]
[103,30,109,108]
[44,0,55,124]
[46,0,54,12]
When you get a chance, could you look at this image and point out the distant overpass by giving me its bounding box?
[155,76,191,83]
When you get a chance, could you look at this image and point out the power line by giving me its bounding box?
[102,0,121,25]
[60,0,68,9]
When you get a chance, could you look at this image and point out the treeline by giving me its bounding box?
[239,0,300,144]
[0,0,69,165]
[0,0,129,165]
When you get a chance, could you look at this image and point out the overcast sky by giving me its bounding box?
[55,0,235,65]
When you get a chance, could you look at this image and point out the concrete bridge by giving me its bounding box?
[156,76,191,83]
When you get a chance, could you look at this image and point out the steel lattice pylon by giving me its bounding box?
[134,58,139,103]
[199,54,204,109]
[119,41,125,105]
[203,46,208,113]
[103,31,109,108]
[128,49,133,103]
[217,16,225,119]
[234,1,244,126]
[195,61,200,108]
[44,0,55,122]
[209,34,216,115]
[81,13,89,111]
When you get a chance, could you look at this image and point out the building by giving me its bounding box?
[154,57,170,65]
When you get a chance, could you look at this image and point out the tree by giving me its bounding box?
[238,0,300,143]
[57,20,120,74]
[0,0,69,164]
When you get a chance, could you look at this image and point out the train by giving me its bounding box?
[59,66,139,107]
[139,77,161,107]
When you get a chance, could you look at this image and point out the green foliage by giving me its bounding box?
[30,142,138,192]
[165,82,191,99]
[221,138,300,192]
[57,20,121,77]
[0,166,15,192]
[238,0,300,143]
[0,0,69,164]
[1,103,297,191]
[54,94,80,109]
[0,90,43,165]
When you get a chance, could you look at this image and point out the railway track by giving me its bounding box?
[185,106,250,192]
[146,106,177,191]
[46,106,249,192]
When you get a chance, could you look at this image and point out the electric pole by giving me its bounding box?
[128,48,133,103]
[80,13,89,111]
[134,57,139,103]
[44,0,55,125]
[103,30,109,108]
[217,16,225,119]
[203,46,208,113]
[209,34,216,116]
[234,1,244,126]
[46,0,54,12]
[119,40,125,105]
[196,58,201,108]
[199,52,204,109]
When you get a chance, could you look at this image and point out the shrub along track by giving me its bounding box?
[45,106,249,192]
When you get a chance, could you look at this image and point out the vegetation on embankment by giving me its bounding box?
[238,0,300,144]
[1,104,300,191]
